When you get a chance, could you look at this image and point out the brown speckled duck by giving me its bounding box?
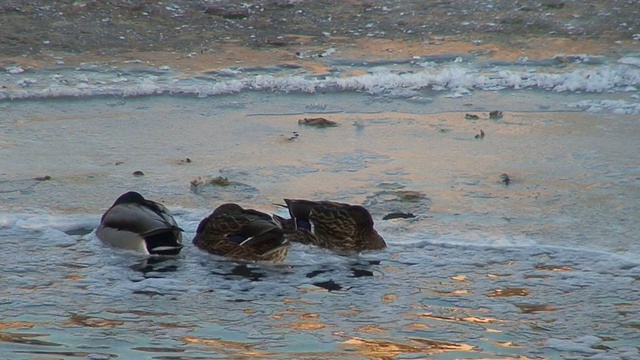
[273,199,386,253]
[192,203,290,262]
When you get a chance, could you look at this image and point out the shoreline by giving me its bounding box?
[2,35,639,75]
[2,0,639,73]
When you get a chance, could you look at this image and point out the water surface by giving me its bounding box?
[1,47,640,359]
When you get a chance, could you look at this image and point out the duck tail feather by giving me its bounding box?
[143,230,183,255]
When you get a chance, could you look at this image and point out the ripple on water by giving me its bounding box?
[1,217,639,359]
[2,88,640,358]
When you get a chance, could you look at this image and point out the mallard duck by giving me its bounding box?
[273,199,386,252]
[96,191,184,255]
[192,203,290,262]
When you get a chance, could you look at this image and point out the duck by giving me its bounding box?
[192,203,290,262]
[273,199,386,253]
[95,191,184,255]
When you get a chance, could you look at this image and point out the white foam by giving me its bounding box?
[0,212,100,232]
[5,65,24,74]
[1,56,639,107]
[567,99,640,114]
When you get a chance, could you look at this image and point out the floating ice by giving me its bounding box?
[618,56,640,67]
[321,48,337,57]
[5,65,24,74]
[5,213,100,233]
[567,99,640,114]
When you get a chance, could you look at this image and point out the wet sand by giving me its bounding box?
[2,0,639,73]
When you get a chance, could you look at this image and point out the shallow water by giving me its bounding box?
[1,50,640,358]
[2,214,640,359]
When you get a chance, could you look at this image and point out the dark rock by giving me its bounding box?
[298,117,338,127]
[542,1,565,9]
[204,5,249,19]
[383,212,416,220]
[501,173,511,186]
[489,111,503,119]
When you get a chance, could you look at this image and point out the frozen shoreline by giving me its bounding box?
[2,92,639,256]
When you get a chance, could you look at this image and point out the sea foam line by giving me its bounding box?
[2,62,639,101]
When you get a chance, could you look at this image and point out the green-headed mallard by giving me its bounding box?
[192,203,290,262]
[96,191,184,255]
[274,199,386,252]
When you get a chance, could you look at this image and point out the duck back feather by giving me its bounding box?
[96,192,183,255]
[277,198,386,252]
[193,203,290,262]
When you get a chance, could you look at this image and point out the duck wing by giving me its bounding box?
[237,219,288,256]
[194,214,288,258]
[308,205,357,240]
[283,199,350,231]
[101,202,181,236]
[142,200,183,230]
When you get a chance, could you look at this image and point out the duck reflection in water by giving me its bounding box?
[210,264,267,282]
[130,257,180,276]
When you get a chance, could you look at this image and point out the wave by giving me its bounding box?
[2,54,639,112]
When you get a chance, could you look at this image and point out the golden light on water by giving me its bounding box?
[300,313,321,319]
[536,265,573,272]
[337,307,364,318]
[272,321,326,330]
[495,341,523,348]
[381,294,398,304]
[355,324,387,334]
[515,304,556,313]
[430,289,472,296]
[411,312,500,324]
[0,332,61,346]
[342,336,476,358]
[64,273,83,281]
[0,322,36,330]
[404,323,430,330]
[487,288,530,297]
[410,337,476,351]
[131,347,184,353]
[64,313,125,328]
[342,337,423,358]
[181,336,271,357]
[269,308,328,330]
